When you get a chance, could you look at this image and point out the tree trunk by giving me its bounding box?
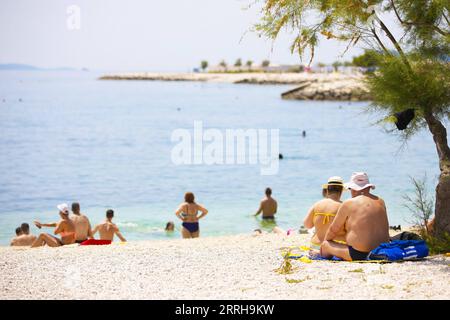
[424,112,450,238]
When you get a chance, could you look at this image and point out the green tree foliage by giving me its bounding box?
[234,58,242,67]
[200,60,208,71]
[352,50,381,68]
[219,60,228,69]
[261,59,271,67]
[255,0,450,238]
[332,61,342,71]
[246,60,253,69]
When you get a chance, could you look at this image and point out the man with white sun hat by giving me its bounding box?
[320,172,390,261]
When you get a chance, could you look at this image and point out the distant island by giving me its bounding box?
[0,63,40,71]
[0,63,83,71]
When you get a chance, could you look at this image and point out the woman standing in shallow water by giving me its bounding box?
[175,192,208,239]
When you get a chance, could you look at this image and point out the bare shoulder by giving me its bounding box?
[314,198,330,208]
[340,198,357,209]
[376,196,386,207]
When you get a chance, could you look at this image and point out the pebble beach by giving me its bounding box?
[1,233,448,300]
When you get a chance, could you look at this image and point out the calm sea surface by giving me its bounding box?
[0,71,438,245]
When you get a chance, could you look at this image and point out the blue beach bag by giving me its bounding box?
[368,240,429,261]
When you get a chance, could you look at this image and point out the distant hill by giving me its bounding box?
[0,63,40,70]
[0,63,79,71]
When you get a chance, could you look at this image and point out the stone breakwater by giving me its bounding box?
[99,72,372,101]
[281,77,372,101]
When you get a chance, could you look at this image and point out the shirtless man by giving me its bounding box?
[254,188,278,220]
[303,176,346,251]
[33,202,93,243]
[10,223,37,246]
[10,227,23,246]
[70,202,93,243]
[92,209,126,242]
[321,172,390,261]
[32,203,76,247]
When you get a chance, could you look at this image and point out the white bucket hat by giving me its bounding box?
[57,203,70,214]
[344,172,375,191]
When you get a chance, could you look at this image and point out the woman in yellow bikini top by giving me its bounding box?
[303,177,347,251]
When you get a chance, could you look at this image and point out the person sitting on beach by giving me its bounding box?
[31,203,76,247]
[10,227,23,246]
[320,172,390,261]
[91,209,126,242]
[303,176,346,251]
[70,202,93,243]
[10,223,37,246]
[175,192,208,239]
[165,221,175,232]
[254,188,277,220]
[33,202,93,243]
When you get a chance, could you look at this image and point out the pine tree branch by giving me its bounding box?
[390,0,449,36]
[371,28,390,54]
[377,17,412,71]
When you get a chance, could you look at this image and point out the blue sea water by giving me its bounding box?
[0,71,438,245]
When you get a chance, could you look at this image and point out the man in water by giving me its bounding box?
[92,209,126,242]
[70,202,93,243]
[254,188,278,220]
[320,172,390,261]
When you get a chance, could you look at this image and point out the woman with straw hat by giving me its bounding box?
[303,177,347,252]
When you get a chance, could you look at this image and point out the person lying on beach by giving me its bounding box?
[320,172,390,261]
[91,209,126,242]
[303,176,346,252]
[10,223,37,246]
[254,188,277,220]
[70,202,93,243]
[252,226,292,237]
[175,192,208,239]
[31,203,76,248]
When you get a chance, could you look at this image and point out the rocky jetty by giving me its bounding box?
[99,72,372,101]
[281,76,371,101]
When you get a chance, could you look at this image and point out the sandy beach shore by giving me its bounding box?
[1,233,448,300]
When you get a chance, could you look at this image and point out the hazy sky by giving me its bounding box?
[0,0,368,72]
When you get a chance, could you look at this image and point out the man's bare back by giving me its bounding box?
[71,213,92,241]
[258,197,278,218]
[93,221,126,242]
[341,194,390,251]
[10,234,37,246]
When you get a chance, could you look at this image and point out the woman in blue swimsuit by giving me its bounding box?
[175,192,208,239]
